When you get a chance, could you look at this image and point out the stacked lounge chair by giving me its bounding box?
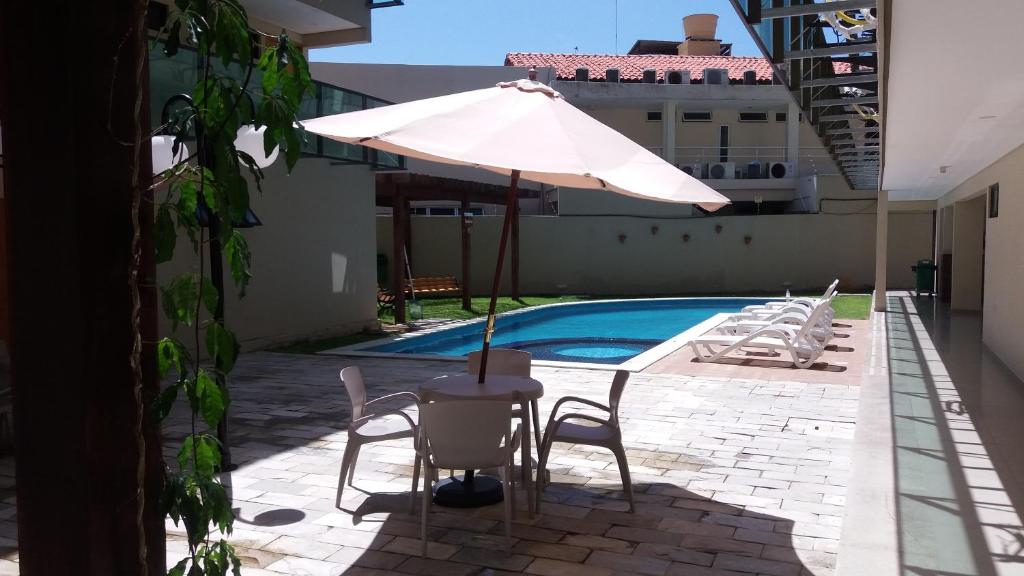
[689,281,840,369]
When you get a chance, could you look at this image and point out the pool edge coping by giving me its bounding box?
[319,297,772,371]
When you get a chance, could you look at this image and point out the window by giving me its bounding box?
[682,111,712,122]
[989,183,1000,218]
[719,125,729,162]
[775,112,787,122]
[645,111,662,122]
[738,111,768,122]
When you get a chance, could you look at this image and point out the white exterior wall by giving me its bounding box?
[377,211,932,296]
[936,142,1024,379]
[159,159,378,350]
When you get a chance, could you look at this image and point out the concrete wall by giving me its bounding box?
[158,158,378,350]
[937,142,1024,379]
[378,211,932,296]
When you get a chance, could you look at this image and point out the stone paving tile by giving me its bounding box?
[0,352,860,574]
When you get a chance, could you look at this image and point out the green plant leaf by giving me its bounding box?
[205,322,239,373]
[195,434,221,479]
[168,558,188,576]
[201,277,219,316]
[196,369,225,429]
[162,274,200,327]
[157,337,187,378]
[155,204,177,263]
[153,382,181,423]
[224,231,252,297]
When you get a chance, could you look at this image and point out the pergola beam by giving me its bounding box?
[828,127,880,135]
[760,0,876,20]
[812,96,879,107]
[801,73,878,87]
[788,42,877,59]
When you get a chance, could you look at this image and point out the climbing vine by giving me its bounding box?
[149,1,312,574]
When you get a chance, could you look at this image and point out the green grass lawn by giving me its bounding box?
[272,293,871,354]
[831,294,871,320]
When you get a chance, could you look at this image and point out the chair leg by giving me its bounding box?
[421,462,432,557]
[611,444,635,513]
[410,453,421,516]
[347,445,361,486]
[535,433,554,513]
[530,400,542,456]
[336,440,358,508]
[501,465,512,555]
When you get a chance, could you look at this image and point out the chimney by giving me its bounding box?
[678,14,722,56]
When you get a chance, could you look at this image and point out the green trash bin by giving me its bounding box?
[911,259,936,298]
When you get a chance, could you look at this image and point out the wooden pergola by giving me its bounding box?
[377,173,539,323]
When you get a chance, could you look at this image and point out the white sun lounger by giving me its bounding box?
[741,279,839,314]
[690,300,830,368]
[720,294,836,342]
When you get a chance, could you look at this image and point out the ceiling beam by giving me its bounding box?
[801,73,878,88]
[760,0,876,20]
[788,42,877,59]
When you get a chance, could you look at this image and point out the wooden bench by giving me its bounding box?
[409,276,461,297]
[378,276,462,313]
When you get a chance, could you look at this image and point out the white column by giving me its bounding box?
[874,190,889,312]
[662,100,677,165]
[786,101,800,172]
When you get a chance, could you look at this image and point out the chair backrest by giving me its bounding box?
[795,296,834,341]
[466,348,531,377]
[608,370,630,428]
[340,366,367,421]
[822,278,840,300]
[420,400,513,470]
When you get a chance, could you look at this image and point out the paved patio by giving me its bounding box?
[155,351,860,576]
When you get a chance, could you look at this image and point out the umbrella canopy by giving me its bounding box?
[301,79,729,211]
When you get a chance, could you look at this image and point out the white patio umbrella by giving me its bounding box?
[302,76,730,380]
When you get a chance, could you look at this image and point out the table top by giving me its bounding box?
[419,374,544,401]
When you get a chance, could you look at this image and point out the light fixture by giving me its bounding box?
[234,125,279,169]
[151,135,189,174]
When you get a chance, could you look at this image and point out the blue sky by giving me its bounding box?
[311,1,760,66]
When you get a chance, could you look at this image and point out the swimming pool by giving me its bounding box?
[362,298,769,365]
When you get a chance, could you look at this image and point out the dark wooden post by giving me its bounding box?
[1,0,164,574]
[402,195,413,270]
[461,198,472,311]
[392,187,407,324]
[511,195,521,301]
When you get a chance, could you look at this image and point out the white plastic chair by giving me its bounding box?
[417,399,521,556]
[336,366,421,513]
[536,370,634,513]
[466,349,540,510]
[740,278,838,315]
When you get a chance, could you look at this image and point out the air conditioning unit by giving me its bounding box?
[679,163,705,179]
[708,162,736,179]
[703,68,729,85]
[665,69,690,85]
[769,161,795,179]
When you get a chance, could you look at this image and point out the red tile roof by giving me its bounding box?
[505,52,851,83]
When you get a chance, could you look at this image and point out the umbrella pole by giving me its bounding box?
[477,170,520,383]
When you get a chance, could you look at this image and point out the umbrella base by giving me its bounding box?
[433,473,503,507]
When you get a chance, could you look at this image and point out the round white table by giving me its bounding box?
[419,374,544,511]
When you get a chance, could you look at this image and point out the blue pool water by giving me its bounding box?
[366,298,768,364]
